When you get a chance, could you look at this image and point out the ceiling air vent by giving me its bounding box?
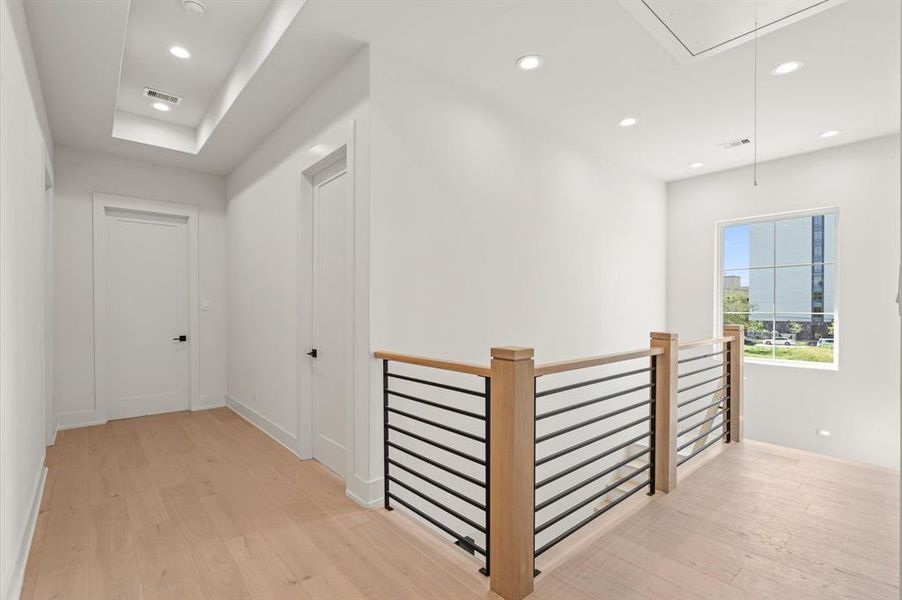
[142,87,183,106]
[718,138,751,150]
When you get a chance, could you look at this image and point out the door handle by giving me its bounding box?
[307,349,318,358]
[172,335,188,342]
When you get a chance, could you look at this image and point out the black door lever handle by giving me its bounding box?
[172,335,187,342]
[307,349,318,358]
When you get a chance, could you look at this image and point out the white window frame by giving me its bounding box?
[715,207,840,371]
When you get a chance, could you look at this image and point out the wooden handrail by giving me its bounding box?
[373,351,491,377]
[534,347,664,377]
[677,336,732,351]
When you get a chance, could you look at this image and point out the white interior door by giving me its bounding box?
[310,157,352,479]
[105,210,190,419]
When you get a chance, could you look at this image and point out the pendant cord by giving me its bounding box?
[753,5,759,187]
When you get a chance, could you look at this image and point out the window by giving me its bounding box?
[720,210,837,366]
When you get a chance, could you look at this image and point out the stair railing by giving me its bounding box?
[375,351,492,574]
[532,344,660,564]
[674,324,744,468]
[374,325,744,600]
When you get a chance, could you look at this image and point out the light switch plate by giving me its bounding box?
[200,299,211,311]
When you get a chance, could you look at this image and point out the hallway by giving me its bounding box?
[21,408,487,599]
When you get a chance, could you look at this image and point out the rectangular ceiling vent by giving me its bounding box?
[718,137,751,150]
[142,87,183,105]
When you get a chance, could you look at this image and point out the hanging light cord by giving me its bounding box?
[753,6,759,186]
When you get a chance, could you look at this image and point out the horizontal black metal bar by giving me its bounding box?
[678,419,729,452]
[387,441,485,487]
[536,367,652,399]
[387,424,485,466]
[677,361,725,380]
[677,350,725,364]
[677,431,728,466]
[535,447,652,511]
[677,408,728,438]
[535,466,650,534]
[537,383,653,421]
[536,415,653,467]
[677,396,728,423]
[387,407,485,442]
[388,458,486,511]
[677,384,729,409]
[534,478,651,558]
[387,389,485,420]
[386,493,487,556]
[536,431,651,489]
[387,372,486,398]
[387,476,485,533]
[677,374,726,394]
[536,399,652,444]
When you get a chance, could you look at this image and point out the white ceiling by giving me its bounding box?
[117,0,274,128]
[637,0,835,58]
[23,0,901,180]
[24,0,363,173]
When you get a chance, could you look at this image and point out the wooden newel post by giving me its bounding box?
[650,332,678,493]
[723,324,744,442]
[489,346,535,600]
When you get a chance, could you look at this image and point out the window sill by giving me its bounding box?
[745,357,838,371]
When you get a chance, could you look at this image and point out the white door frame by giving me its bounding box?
[305,150,350,479]
[294,118,375,506]
[92,193,200,420]
[299,147,351,466]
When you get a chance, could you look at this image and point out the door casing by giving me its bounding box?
[92,193,200,421]
[309,155,352,479]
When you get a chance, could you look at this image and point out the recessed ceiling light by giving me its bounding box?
[182,0,206,16]
[690,162,704,169]
[169,46,190,59]
[618,117,638,127]
[152,102,170,112]
[308,144,326,155]
[819,129,841,138]
[770,60,805,76]
[516,55,543,71]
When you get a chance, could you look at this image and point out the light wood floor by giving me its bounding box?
[22,408,899,599]
[22,408,489,600]
[532,440,900,600]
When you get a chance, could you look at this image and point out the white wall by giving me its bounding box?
[368,50,667,479]
[226,48,371,499]
[370,51,667,362]
[0,0,52,597]
[667,135,901,468]
[52,144,228,427]
[224,45,667,507]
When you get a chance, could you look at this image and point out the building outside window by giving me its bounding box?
[720,210,837,366]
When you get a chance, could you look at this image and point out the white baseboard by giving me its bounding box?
[46,418,58,447]
[5,466,48,600]
[225,395,300,458]
[193,394,226,411]
[55,410,106,431]
[346,473,384,508]
[56,395,226,431]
